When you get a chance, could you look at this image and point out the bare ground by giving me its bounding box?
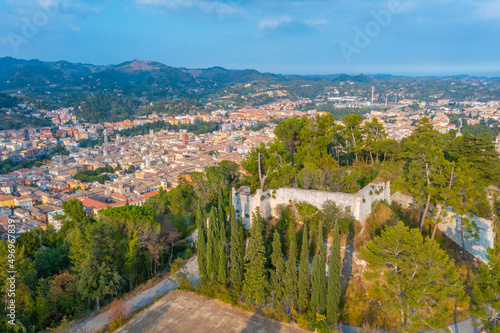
[115,290,312,333]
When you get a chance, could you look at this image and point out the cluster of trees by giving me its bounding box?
[53,144,69,156]
[144,98,204,116]
[0,185,195,332]
[175,121,220,135]
[0,154,55,175]
[0,93,20,108]
[73,166,118,184]
[67,95,140,123]
[242,116,499,231]
[0,112,52,131]
[118,121,167,137]
[241,114,391,194]
[316,105,371,120]
[246,122,265,131]
[193,186,346,331]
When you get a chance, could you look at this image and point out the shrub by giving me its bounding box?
[108,298,132,330]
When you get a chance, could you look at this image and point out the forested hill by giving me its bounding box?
[3,57,500,103]
[0,57,279,97]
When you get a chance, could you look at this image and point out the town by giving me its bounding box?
[0,91,499,241]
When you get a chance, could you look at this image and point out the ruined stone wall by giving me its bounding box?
[436,206,495,263]
[391,191,415,209]
[232,182,392,230]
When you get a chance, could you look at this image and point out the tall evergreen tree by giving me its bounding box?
[229,201,243,291]
[318,222,327,313]
[270,230,286,307]
[311,232,327,314]
[472,242,500,331]
[242,211,267,306]
[327,219,341,324]
[239,225,245,261]
[218,187,227,235]
[218,222,227,283]
[318,220,325,258]
[206,207,218,281]
[196,199,207,281]
[361,221,466,332]
[217,189,228,283]
[311,254,321,313]
[284,225,298,310]
[298,225,311,312]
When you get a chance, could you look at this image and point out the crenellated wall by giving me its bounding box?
[232,182,392,230]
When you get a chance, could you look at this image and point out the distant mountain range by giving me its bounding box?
[0,57,283,94]
[1,57,500,104]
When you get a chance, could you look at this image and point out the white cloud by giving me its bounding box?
[135,0,241,17]
[475,0,500,20]
[135,0,193,9]
[258,16,292,30]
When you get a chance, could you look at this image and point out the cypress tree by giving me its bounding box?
[327,219,341,324]
[239,226,245,261]
[318,223,327,313]
[284,225,298,310]
[311,232,327,314]
[270,230,285,307]
[218,221,227,283]
[229,201,243,290]
[206,207,218,281]
[298,225,310,312]
[311,254,321,313]
[242,211,267,306]
[218,187,227,234]
[196,200,207,281]
[318,220,325,258]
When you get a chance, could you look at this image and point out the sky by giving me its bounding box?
[0,0,500,76]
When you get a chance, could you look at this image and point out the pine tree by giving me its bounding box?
[327,219,341,324]
[298,225,310,312]
[206,207,218,281]
[361,221,466,331]
[229,201,243,291]
[242,211,267,306]
[270,230,285,307]
[284,225,298,310]
[196,200,207,281]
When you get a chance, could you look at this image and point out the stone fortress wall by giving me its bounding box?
[232,182,391,230]
[390,191,494,263]
[231,184,495,263]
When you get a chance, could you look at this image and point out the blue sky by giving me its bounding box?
[1,0,500,76]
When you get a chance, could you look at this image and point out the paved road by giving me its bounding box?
[70,256,200,333]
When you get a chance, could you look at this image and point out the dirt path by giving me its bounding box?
[70,256,200,333]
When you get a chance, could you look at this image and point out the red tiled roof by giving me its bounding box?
[79,197,108,210]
